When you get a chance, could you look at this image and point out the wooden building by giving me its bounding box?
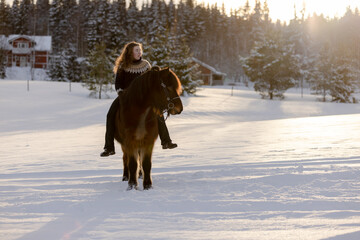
[192,57,226,85]
[0,35,52,69]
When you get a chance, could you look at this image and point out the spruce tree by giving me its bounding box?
[10,0,20,34]
[83,42,113,99]
[64,45,82,83]
[108,0,127,51]
[0,37,6,79]
[35,0,49,35]
[144,28,170,68]
[47,53,66,82]
[309,44,333,102]
[168,36,201,95]
[77,0,92,56]
[87,0,111,52]
[310,46,357,103]
[126,0,140,40]
[0,0,11,35]
[18,0,33,35]
[243,30,300,100]
[62,0,77,48]
[330,56,357,103]
[49,0,63,53]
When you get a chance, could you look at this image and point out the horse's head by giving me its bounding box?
[156,67,183,116]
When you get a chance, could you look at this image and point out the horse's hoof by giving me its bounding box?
[122,176,129,181]
[143,184,152,190]
[127,183,138,191]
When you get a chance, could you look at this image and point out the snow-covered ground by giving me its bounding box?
[1,79,360,240]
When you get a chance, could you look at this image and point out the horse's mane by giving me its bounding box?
[169,68,182,96]
[122,66,182,108]
[122,66,161,106]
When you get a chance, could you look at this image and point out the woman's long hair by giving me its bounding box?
[113,42,143,74]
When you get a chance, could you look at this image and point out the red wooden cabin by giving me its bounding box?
[1,35,52,69]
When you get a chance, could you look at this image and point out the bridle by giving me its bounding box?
[160,81,180,120]
[152,68,181,120]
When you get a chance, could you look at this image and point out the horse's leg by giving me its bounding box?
[142,144,154,190]
[138,150,143,179]
[127,151,139,190]
[122,152,129,181]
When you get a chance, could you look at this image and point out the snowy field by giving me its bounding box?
[1,79,360,240]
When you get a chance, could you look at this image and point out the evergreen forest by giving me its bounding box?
[0,0,360,100]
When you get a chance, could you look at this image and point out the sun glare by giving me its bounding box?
[194,0,360,23]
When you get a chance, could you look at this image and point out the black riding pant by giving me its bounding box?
[104,97,172,150]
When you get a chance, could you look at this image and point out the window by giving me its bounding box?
[18,42,29,48]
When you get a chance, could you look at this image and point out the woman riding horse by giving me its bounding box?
[100,42,177,157]
[115,66,183,190]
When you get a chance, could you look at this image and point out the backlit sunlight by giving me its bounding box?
[191,0,360,23]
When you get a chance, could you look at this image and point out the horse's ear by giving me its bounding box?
[152,66,161,71]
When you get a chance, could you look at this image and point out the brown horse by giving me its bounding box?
[114,67,183,190]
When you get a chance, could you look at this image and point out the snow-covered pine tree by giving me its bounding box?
[49,0,63,53]
[64,45,82,83]
[35,0,49,35]
[166,0,176,30]
[330,56,357,103]
[47,53,66,82]
[18,0,33,35]
[144,27,170,68]
[86,0,111,52]
[10,0,21,34]
[310,46,357,103]
[0,0,11,35]
[0,37,6,79]
[309,44,334,102]
[242,30,300,100]
[177,0,204,46]
[108,0,127,51]
[61,0,77,49]
[284,3,312,95]
[168,35,201,95]
[83,41,113,99]
[159,0,168,29]
[190,3,210,60]
[0,56,5,79]
[239,0,252,53]
[126,0,140,40]
[77,0,93,56]
[249,0,265,49]
[144,0,159,42]
[137,1,150,41]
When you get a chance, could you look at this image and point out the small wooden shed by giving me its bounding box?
[192,57,226,85]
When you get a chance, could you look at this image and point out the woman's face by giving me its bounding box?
[132,46,142,60]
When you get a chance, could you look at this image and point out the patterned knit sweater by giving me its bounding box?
[115,59,151,91]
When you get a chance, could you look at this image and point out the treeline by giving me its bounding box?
[1,0,360,100]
